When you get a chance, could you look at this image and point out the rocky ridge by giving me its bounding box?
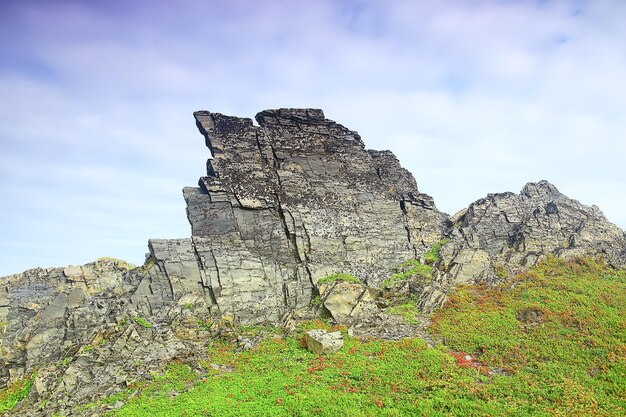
[419,180,626,312]
[1,108,625,415]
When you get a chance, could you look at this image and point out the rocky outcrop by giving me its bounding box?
[149,108,447,324]
[317,281,377,324]
[1,108,625,415]
[0,259,216,415]
[417,180,626,312]
[305,329,344,355]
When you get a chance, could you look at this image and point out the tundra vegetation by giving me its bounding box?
[66,256,624,417]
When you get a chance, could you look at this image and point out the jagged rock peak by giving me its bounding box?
[256,108,327,126]
[428,179,626,312]
[163,108,449,324]
[521,179,561,199]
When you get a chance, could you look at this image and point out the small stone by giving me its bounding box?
[305,330,343,355]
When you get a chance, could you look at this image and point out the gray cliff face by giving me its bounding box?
[147,108,447,324]
[1,109,625,415]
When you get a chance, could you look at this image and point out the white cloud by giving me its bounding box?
[0,0,624,275]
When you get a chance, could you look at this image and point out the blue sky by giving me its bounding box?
[1,0,625,276]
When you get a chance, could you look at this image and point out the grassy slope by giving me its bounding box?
[2,256,624,415]
[108,256,625,417]
[430,256,626,416]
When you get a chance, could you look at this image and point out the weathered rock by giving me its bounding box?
[417,180,626,312]
[318,281,377,324]
[305,330,344,354]
[0,259,215,416]
[151,108,447,324]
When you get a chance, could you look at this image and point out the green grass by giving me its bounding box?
[388,300,421,324]
[423,239,450,264]
[430,256,626,416]
[317,273,361,286]
[0,374,33,413]
[114,327,503,416]
[382,259,432,289]
[22,255,613,417]
[134,316,153,328]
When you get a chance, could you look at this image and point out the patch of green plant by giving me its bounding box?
[310,295,323,307]
[388,300,421,324]
[0,374,34,413]
[295,319,333,333]
[317,273,360,286]
[197,319,213,331]
[601,269,626,283]
[83,344,95,352]
[423,238,450,264]
[183,303,195,310]
[115,329,502,417]
[118,315,130,327]
[494,264,508,279]
[134,316,153,329]
[382,259,432,289]
[430,256,626,416]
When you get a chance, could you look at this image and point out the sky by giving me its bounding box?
[1,0,625,276]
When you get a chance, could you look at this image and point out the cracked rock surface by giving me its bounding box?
[419,180,626,312]
[150,108,447,324]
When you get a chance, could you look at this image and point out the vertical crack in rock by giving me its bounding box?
[399,199,414,245]
[208,249,222,292]
[269,146,309,309]
[191,238,217,306]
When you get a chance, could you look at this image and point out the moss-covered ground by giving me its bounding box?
[2,256,624,416]
[109,256,625,417]
[0,374,33,414]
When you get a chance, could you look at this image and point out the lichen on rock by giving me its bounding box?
[149,108,448,324]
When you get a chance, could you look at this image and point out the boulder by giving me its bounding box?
[305,330,344,354]
[318,281,376,324]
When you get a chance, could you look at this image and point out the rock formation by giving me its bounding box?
[1,108,625,415]
[146,108,447,324]
[418,180,626,312]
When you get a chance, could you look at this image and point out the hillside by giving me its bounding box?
[1,109,625,416]
[5,256,620,416]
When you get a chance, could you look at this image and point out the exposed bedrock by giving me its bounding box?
[419,180,626,312]
[151,108,448,324]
